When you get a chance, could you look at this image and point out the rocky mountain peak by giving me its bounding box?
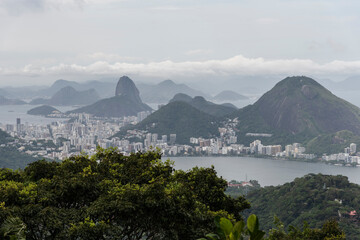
[115,76,142,104]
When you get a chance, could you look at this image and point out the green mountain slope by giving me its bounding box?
[114,101,219,144]
[306,130,360,155]
[170,93,237,117]
[231,76,360,146]
[246,174,360,239]
[138,79,209,103]
[27,105,61,116]
[0,130,38,169]
[68,95,151,118]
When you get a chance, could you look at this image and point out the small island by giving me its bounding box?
[27,105,61,116]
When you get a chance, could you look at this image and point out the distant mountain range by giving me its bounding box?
[0,96,26,105]
[68,76,152,118]
[138,80,209,103]
[0,77,254,107]
[212,90,248,102]
[169,93,237,117]
[0,79,116,99]
[38,79,116,98]
[0,89,11,98]
[114,76,360,149]
[318,76,360,92]
[30,86,100,106]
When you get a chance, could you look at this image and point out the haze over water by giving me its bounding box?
[0,105,75,124]
[171,156,360,187]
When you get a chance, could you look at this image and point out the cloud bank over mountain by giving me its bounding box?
[1,55,360,79]
[1,0,360,86]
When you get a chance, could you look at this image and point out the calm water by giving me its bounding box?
[0,105,76,124]
[170,156,360,186]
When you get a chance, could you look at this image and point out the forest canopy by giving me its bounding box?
[0,148,249,240]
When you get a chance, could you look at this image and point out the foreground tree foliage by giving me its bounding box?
[246,174,359,239]
[0,148,249,240]
[199,215,345,240]
[267,217,345,240]
[199,214,265,240]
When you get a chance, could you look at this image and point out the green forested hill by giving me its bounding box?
[67,95,151,117]
[115,101,220,144]
[0,130,38,169]
[27,105,60,116]
[246,174,360,239]
[0,129,10,144]
[306,130,360,155]
[0,149,249,239]
[170,93,237,117]
[230,76,360,146]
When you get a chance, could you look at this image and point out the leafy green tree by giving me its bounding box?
[0,148,250,239]
[0,216,26,240]
[199,214,265,240]
[246,174,358,239]
[267,216,345,240]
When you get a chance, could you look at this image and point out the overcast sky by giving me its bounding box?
[0,0,360,87]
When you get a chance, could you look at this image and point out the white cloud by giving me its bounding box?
[1,55,360,78]
[185,49,213,56]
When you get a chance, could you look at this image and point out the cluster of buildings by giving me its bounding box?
[277,143,316,159]
[322,143,360,165]
[113,121,316,159]
[0,112,317,161]
[187,138,315,159]
[98,132,182,156]
[0,112,150,160]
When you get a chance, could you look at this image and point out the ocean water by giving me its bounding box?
[0,105,76,125]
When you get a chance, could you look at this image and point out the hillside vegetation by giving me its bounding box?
[115,101,220,144]
[230,76,360,146]
[306,130,360,155]
[0,130,38,169]
[27,105,60,116]
[170,93,237,117]
[0,149,249,239]
[246,174,360,239]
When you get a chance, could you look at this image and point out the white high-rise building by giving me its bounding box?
[350,143,357,154]
[169,134,176,145]
[151,133,158,143]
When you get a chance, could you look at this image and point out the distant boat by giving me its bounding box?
[8,110,14,112]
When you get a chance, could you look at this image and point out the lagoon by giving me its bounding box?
[171,156,360,186]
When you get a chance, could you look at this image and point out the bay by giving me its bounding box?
[170,156,360,187]
[0,105,77,125]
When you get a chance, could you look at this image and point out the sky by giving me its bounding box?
[0,0,360,87]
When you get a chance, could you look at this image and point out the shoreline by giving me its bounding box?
[166,154,360,168]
